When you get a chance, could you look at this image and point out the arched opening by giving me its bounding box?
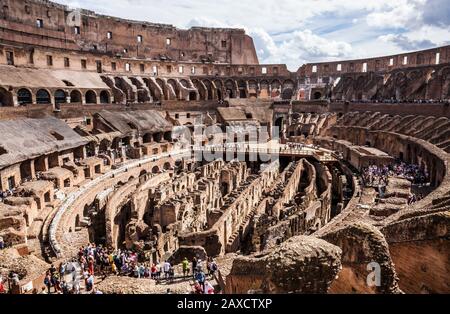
[282,88,293,100]
[225,80,236,99]
[167,79,179,99]
[248,80,258,99]
[85,90,97,104]
[189,91,197,101]
[152,166,160,174]
[99,139,111,152]
[203,80,214,100]
[54,89,67,105]
[143,133,152,144]
[70,90,82,103]
[153,132,163,143]
[156,79,166,100]
[36,89,50,104]
[0,87,13,107]
[313,91,322,100]
[259,80,269,99]
[163,162,171,170]
[17,88,32,105]
[100,90,110,104]
[139,170,147,177]
[192,79,207,100]
[238,80,247,98]
[271,80,281,98]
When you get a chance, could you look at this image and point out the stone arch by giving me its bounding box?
[282,79,295,100]
[163,162,171,170]
[225,79,236,98]
[139,169,147,177]
[17,88,32,105]
[99,138,111,152]
[85,90,97,104]
[203,79,215,100]
[156,78,167,100]
[313,91,322,100]
[192,79,207,100]
[36,89,51,104]
[152,165,160,174]
[54,89,67,104]
[70,90,82,103]
[100,90,110,104]
[271,80,281,98]
[238,80,247,98]
[0,87,13,106]
[143,78,162,101]
[247,80,258,99]
[214,80,224,101]
[259,80,269,99]
[167,79,180,99]
[180,79,189,88]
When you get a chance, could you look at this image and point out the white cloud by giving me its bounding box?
[366,0,425,29]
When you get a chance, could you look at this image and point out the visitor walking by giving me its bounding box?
[182,257,189,277]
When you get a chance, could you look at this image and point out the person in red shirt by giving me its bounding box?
[88,259,94,276]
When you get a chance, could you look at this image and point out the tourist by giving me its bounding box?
[85,274,94,292]
[49,264,57,276]
[193,281,203,294]
[0,275,5,294]
[195,269,206,291]
[208,258,218,277]
[182,257,189,277]
[44,272,52,294]
[168,264,175,282]
[59,262,66,280]
[163,261,171,279]
[192,257,198,275]
[0,236,4,250]
[204,281,215,294]
[151,264,157,279]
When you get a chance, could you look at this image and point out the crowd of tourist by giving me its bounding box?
[331,99,450,104]
[41,243,219,294]
[362,161,429,188]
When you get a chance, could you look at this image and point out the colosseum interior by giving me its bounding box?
[0,0,449,296]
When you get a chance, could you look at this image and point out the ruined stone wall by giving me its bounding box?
[179,161,279,256]
[0,0,258,65]
[299,45,450,77]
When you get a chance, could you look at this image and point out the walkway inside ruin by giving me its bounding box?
[48,148,191,258]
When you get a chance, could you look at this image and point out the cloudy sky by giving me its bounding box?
[57,0,450,70]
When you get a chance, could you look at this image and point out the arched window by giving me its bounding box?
[36,89,50,104]
[0,87,13,107]
[54,89,66,104]
[100,90,110,104]
[85,90,97,104]
[70,90,82,103]
[17,88,32,105]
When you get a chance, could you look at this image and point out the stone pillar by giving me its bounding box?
[29,160,36,179]
[12,94,18,107]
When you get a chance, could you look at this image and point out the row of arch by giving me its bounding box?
[0,87,111,107]
[105,76,298,104]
